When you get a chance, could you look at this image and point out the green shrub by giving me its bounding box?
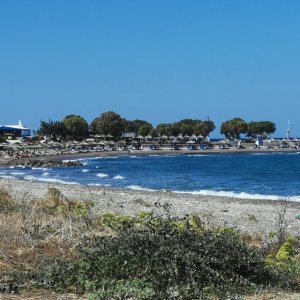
[39,214,291,299]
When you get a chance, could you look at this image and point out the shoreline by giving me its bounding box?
[1,146,299,167]
[1,177,300,236]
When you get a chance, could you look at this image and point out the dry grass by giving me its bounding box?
[0,187,299,299]
[0,187,98,293]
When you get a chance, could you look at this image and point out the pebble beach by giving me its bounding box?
[1,177,300,237]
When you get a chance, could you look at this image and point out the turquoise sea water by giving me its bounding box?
[1,152,300,200]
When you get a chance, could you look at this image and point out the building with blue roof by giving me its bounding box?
[0,121,31,139]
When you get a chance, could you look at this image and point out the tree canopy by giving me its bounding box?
[37,120,67,141]
[220,118,248,140]
[90,111,126,138]
[194,120,216,138]
[247,121,276,138]
[63,115,89,139]
[156,119,215,138]
[36,111,277,143]
[124,119,153,135]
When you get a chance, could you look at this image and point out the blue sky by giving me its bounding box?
[1,1,300,137]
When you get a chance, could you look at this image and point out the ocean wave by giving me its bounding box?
[173,189,300,201]
[32,167,50,170]
[42,172,49,176]
[286,152,300,155]
[188,154,209,157]
[23,175,79,185]
[82,169,89,173]
[113,175,125,180]
[87,183,112,187]
[96,173,109,178]
[127,185,156,192]
[62,159,88,165]
[9,166,15,169]
[0,175,16,180]
[10,172,26,176]
[86,156,119,160]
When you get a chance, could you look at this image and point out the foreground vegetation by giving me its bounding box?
[0,187,299,299]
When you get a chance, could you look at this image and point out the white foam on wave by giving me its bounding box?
[188,154,209,157]
[0,175,16,180]
[87,183,111,187]
[96,173,109,178]
[113,175,125,180]
[23,175,79,185]
[11,172,26,176]
[62,159,88,165]
[127,185,156,192]
[173,189,300,201]
[42,172,49,176]
[9,166,15,169]
[32,167,50,170]
[82,169,89,173]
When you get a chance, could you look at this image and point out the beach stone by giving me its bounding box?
[12,159,83,168]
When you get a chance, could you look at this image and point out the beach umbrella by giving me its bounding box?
[161,135,168,139]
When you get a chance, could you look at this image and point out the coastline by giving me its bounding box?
[1,177,300,236]
[1,145,299,167]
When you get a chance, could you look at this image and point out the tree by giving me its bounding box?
[37,120,67,141]
[247,121,276,138]
[138,124,153,136]
[125,119,153,134]
[90,111,126,138]
[194,120,215,137]
[149,128,158,138]
[156,123,172,136]
[220,118,248,140]
[177,119,195,136]
[63,115,89,140]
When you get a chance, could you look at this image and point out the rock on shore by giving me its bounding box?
[11,159,83,168]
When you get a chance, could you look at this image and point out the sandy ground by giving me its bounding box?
[1,178,300,237]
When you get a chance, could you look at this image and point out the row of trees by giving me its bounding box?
[220,118,276,140]
[37,112,276,141]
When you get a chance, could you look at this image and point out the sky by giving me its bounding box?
[1,0,300,138]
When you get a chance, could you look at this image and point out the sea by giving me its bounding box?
[1,152,300,201]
